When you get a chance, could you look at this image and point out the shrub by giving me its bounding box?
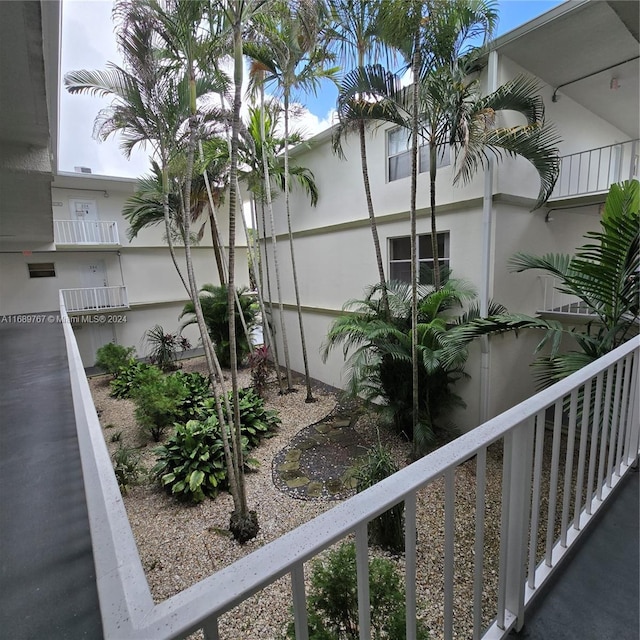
[144,325,190,372]
[200,387,281,450]
[248,345,271,398]
[109,360,157,399]
[153,388,281,502]
[152,418,227,503]
[171,370,212,422]
[286,542,429,639]
[112,446,143,494]
[95,343,136,376]
[133,373,190,442]
[356,444,404,552]
[179,284,259,367]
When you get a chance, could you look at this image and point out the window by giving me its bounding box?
[389,232,449,284]
[387,128,451,182]
[27,263,56,278]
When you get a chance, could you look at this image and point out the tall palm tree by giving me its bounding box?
[329,0,392,315]
[245,0,337,403]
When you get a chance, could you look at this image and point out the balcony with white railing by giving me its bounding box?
[58,284,639,640]
[54,219,120,246]
[550,139,639,202]
[60,286,129,313]
[539,276,596,319]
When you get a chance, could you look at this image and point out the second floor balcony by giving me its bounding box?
[60,286,129,313]
[550,139,639,202]
[54,219,120,246]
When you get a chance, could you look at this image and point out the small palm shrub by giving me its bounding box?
[112,445,143,494]
[180,284,259,367]
[132,373,190,442]
[109,360,157,399]
[356,444,404,552]
[152,418,227,503]
[95,343,136,376]
[286,542,429,639]
[144,325,190,372]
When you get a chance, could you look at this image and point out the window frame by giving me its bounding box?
[386,127,452,182]
[388,232,450,284]
[27,262,56,278]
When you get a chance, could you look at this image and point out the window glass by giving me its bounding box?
[389,233,449,284]
[419,144,451,173]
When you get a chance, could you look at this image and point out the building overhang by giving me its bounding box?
[0,1,61,250]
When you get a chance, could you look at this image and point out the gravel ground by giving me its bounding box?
[90,357,565,640]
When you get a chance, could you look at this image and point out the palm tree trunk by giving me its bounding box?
[239,182,285,394]
[198,139,227,286]
[260,87,294,391]
[358,119,389,316]
[410,46,420,457]
[429,142,441,290]
[283,90,315,403]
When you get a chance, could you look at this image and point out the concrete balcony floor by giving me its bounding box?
[508,466,638,640]
[0,318,102,639]
[0,319,637,639]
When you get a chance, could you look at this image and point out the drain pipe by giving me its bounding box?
[480,50,498,424]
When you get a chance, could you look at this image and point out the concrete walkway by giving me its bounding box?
[0,319,102,639]
[510,467,639,640]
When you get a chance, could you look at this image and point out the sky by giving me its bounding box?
[58,0,565,179]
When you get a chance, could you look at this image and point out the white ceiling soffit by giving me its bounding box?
[0,1,60,249]
[496,0,639,139]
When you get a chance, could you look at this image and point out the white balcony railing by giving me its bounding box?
[54,219,120,245]
[60,286,639,640]
[540,276,596,317]
[551,139,639,200]
[60,286,128,312]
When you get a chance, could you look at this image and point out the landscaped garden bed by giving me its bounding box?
[89,355,569,639]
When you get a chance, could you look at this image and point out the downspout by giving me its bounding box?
[480,50,498,423]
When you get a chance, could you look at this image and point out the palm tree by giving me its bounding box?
[245,0,337,403]
[329,0,392,315]
[241,103,320,393]
[322,278,505,456]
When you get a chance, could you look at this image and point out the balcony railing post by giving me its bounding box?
[499,419,534,632]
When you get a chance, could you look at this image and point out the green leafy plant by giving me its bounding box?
[356,444,404,552]
[112,445,143,494]
[170,370,212,422]
[179,284,259,367]
[201,387,281,450]
[95,343,136,377]
[144,324,191,372]
[323,278,503,455]
[110,431,123,443]
[248,344,271,398]
[133,373,190,442]
[109,360,157,399]
[152,418,227,503]
[286,542,429,639]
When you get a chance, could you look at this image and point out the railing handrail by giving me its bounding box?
[558,138,639,161]
[60,285,125,292]
[60,274,639,640]
[54,219,120,245]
